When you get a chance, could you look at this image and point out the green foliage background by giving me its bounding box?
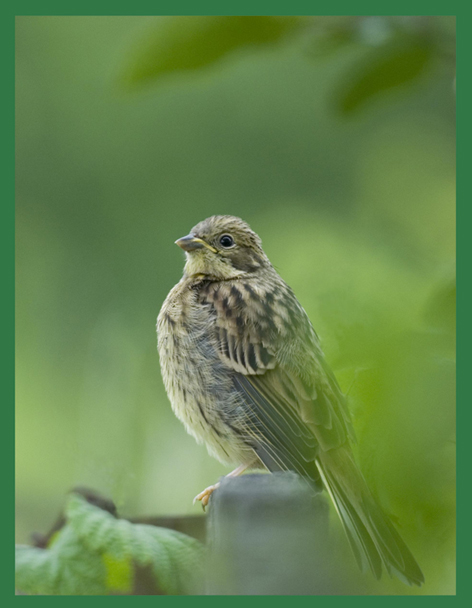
[16,16,455,594]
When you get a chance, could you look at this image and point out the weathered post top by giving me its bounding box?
[206,472,336,595]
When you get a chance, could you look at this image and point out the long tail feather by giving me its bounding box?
[317,448,424,586]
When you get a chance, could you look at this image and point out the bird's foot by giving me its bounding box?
[193,465,250,510]
[193,483,220,509]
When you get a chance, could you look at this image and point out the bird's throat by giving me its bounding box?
[184,251,245,281]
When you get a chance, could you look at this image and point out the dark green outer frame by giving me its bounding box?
[7,0,461,604]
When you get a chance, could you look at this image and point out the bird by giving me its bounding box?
[157,215,424,586]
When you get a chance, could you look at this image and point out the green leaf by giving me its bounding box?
[121,16,303,87]
[66,493,205,594]
[335,35,435,115]
[103,553,133,593]
[15,494,205,595]
[15,527,109,595]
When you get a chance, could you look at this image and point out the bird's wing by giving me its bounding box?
[198,278,355,476]
[198,278,425,586]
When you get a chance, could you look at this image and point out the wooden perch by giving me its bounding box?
[206,472,336,595]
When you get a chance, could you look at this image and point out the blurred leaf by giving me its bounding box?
[304,16,392,62]
[67,493,205,594]
[103,553,133,592]
[121,16,303,87]
[335,35,436,114]
[307,26,355,61]
[16,527,109,595]
[15,494,205,595]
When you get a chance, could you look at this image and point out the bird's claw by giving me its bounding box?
[193,483,220,510]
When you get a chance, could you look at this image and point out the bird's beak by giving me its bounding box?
[175,234,217,253]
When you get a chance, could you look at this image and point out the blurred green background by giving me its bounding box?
[15,16,455,594]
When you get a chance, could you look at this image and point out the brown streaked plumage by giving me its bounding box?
[157,215,424,586]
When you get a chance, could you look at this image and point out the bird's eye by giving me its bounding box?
[219,234,234,248]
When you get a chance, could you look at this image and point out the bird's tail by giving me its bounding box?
[316,447,424,586]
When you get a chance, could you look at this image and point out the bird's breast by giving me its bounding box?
[157,279,247,464]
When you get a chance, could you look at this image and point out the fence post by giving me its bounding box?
[205,472,336,595]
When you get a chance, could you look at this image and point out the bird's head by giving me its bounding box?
[176,215,270,280]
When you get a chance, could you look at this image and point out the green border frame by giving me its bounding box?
[9,1,461,603]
